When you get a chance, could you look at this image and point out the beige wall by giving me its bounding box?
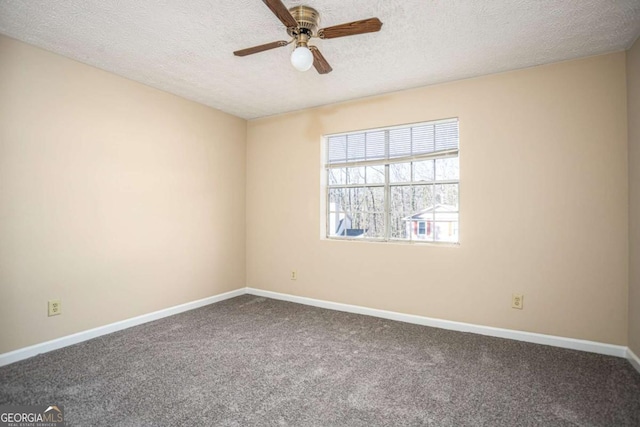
[629,37,640,355]
[0,35,247,353]
[247,53,629,345]
[0,33,632,355]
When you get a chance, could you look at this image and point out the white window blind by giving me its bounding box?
[327,119,459,166]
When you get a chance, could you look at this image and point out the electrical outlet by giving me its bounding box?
[290,270,297,280]
[512,294,523,310]
[48,299,62,316]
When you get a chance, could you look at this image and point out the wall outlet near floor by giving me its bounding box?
[512,294,524,310]
[290,270,297,280]
[48,299,62,316]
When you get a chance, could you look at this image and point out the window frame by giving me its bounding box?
[323,118,460,245]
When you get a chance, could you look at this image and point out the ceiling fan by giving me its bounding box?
[233,0,383,74]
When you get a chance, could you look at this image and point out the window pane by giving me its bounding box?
[349,187,367,211]
[328,211,348,236]
[434,184,459,208]
[390,162,411,183]
[412,125,435,154]
[364,187,385,212]
[389,210,411,240]
[328,135,347,163]
[366,131,386,160]
[357,212,385,239]
[342,211,379,238]
[328,168,346,185]
[366,165,385,184]
[328,188,348,212]
[390,185,412,213]
[433,221,459,242]
[347,167,365,185]
[435,121,459,151]
[350,211,366,230]
[434,209,459,243]
[435,158,459,181]
[369,212,386,238]
[389,128,411,158]
[413,160,434,182]
[413,184,435,212]
[347,133,365,162]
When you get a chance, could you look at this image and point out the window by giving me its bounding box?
[325,118,459,243]
[418,221,426,235]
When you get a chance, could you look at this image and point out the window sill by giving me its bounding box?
[322,237,460,247]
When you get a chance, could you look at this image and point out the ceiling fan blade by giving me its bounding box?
[262,0,298,28]
[319,17,383,39]
[233,40,289,57]
[310,47,332,74]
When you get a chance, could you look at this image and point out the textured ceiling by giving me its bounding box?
[1,0,639,119]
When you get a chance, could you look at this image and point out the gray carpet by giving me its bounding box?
[1,295,639,426]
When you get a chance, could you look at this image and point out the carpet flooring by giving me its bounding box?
[1,295,639,426]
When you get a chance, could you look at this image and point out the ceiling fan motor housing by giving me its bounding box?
[287,6,320,40]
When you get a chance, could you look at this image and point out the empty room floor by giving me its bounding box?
[1,295,639,426]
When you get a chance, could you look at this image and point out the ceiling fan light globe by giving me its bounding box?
[290,46,314,72]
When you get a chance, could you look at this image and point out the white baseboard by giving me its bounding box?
[0,288,245,367]
[628,348,640,374]
[246,288,628,358]
[2,286,635,370]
